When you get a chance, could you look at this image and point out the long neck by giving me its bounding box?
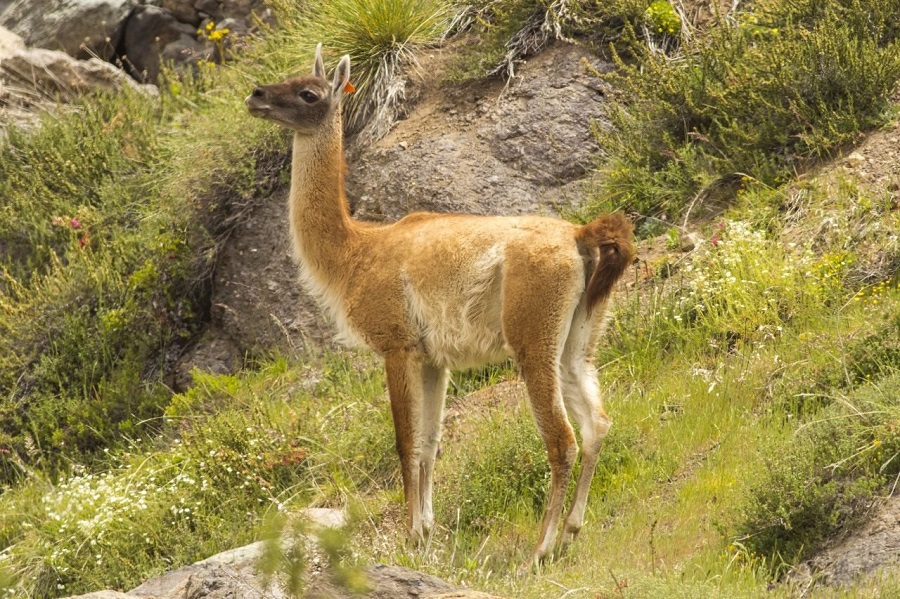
[288,113,356,276]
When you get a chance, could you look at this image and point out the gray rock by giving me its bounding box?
[127,561,279,599]
[173,329,241,391]
[190,0,272,23]
[162,0,201,26]
[119,4,209,82]
[208,187,334,357]
[0,24,24,58]
[304,564,507,598]
[0,0,138,60]
[1,48,155,99]
[345,42,612,222]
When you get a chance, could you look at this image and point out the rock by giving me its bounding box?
[845,151,866,168]
[1,48,155,99]
[190,0,272,23]
[60,517,505,599]
[345,42,613,221]
[127,560,278,599]
[786,494,900,589]
[0,25,24,58]
[208,188,334,357]
[162,0,202,26]
[303,565,506,599]
[173,329,242,391]
[0,0,138,60]
[118,4,210,83]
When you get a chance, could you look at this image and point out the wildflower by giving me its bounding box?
[79,232,90,248]
[70,217,82,229]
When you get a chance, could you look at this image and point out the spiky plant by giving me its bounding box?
[273,0,454,143]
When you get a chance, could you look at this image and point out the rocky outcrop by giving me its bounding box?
[1,47,155,98]
[187,41,614,361]
[0,0,137,59]
[61,508,504,599]
[0,0,273,84]
[118,5,211,82]
[0,26,156,135]
[346,42,613,221]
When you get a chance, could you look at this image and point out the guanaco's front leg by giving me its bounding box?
[385,351,426,542]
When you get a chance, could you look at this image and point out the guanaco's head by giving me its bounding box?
[245,43,351,134]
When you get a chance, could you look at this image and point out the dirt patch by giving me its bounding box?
[788,493,900,589]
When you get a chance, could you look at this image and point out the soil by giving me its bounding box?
[788,494,900,590]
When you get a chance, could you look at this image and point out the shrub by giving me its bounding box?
[0,90,205,482]
[0,356,394,597]
[739,372,900,574]
[587,0,900,219]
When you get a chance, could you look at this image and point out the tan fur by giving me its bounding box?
[246,45,635,566]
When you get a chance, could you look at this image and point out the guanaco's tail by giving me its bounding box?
[576,212,636,314]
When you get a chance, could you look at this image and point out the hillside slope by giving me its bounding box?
[2,1,900,597]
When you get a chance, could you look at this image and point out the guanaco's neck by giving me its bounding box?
[288,112,357,276]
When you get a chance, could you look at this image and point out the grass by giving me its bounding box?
[270,0,454,141]
[0,0,454,486]
[0,354,395,597]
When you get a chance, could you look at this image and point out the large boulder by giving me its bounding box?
[345,41,613,221]
[0,0,139,60]
[118,4,210,82]
[1,47,154,99]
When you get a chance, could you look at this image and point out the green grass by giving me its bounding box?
[0,0,455,485]
[0,354,395,597]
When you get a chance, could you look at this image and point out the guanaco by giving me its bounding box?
[245,44,635,566]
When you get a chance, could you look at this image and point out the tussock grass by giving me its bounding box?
[271,0,454,142]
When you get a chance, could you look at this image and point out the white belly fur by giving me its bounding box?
[403,243,511,369]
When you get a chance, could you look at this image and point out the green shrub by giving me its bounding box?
[587,0,900,219]
[739,372,900,573]
[0,356,394,597]
[644,0,680,36]
[0,90,206,481]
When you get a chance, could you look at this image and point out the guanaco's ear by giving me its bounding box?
[313,42,326,79]
[331,54,351,100]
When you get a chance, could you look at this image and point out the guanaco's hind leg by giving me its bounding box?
[502,254,582,566]
[519,358,578,564]
[419,363,450,534]
[385,351,426,542]
[559,300,611,548]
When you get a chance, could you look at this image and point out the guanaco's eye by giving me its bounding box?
[298,90,319,103]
